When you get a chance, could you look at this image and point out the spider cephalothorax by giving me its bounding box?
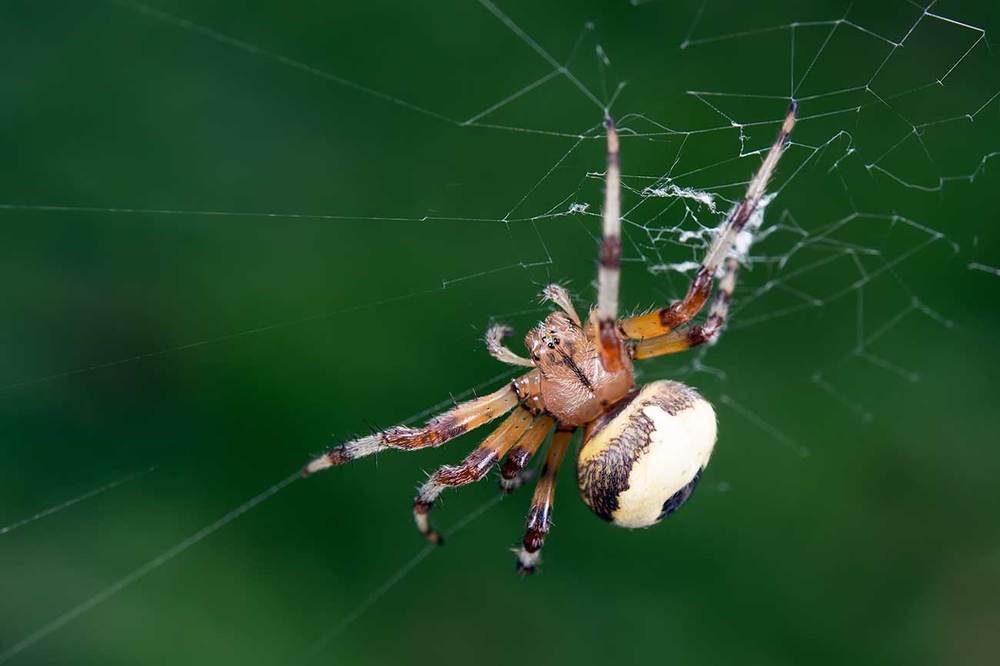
[524,311,634,426]
[303,103,798,573]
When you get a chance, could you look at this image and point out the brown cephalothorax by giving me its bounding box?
[304,103,798,574]
[523,311,634,426]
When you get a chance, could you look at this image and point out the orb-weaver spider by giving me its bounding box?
[304,102,798,574]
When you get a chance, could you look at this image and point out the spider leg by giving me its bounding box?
[619,102,797,342]
[515,425,575,575]
[303,371,542,475]
[592,118,625,373]
[412,409,549,544]
[541,284,581,326]
[486,285,583,368]
[632,256,738,359]
[499,414,555,492]
[485,324,534,368]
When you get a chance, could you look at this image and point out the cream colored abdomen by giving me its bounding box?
[577,381,717,528]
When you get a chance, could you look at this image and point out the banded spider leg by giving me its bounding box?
[617,102,798,356]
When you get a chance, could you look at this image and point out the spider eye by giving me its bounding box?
[577,381,717,528]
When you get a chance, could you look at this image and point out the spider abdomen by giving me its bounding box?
[577,381,717,528]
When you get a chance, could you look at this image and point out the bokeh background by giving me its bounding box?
[2,1,999,664]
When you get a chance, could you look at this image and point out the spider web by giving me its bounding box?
[1,0,998,663]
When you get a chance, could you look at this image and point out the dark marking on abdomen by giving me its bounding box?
[657,468,703,521]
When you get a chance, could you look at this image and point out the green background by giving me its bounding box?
[2,1,999,664]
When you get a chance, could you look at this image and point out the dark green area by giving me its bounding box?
[2,1,999,664]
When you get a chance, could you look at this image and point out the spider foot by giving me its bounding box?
[498,467,536,494]
[412,500,445,546]
[302,445,356,476]
[514,527,544,575]
[514,544,541,576]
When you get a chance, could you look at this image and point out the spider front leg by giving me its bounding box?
[593,117,626,373]
[485,284,581,369]
[303,370,541,475]
[619,102,797,342]
[412,410,554,544]
[632,256,738,359]
[541,284,582,326]
[485,324,534,367]
[515,425,574,574]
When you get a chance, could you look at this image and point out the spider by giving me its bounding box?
[303,102,798,573]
